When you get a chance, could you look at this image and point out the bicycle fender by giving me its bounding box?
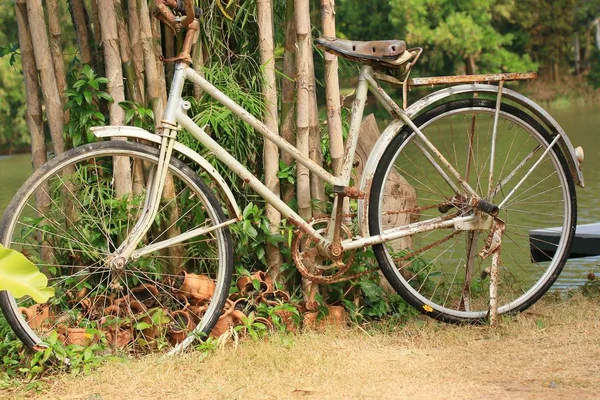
[358,84,584,237]
[91,126,242,220]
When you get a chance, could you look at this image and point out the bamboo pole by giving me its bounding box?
[280,0,296,205]
[320,0,344,175]
[97,0,132,197]
[46,0,67,113]
[15,0,45,171]
[68,0,93,64]
[128,0,145,103]
[257,0,283,281]
[26,0,65,156]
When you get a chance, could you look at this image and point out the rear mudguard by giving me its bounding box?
[91,126,242,220]
[358,84,584,237]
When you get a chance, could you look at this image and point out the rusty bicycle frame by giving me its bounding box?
[89,1,585,345]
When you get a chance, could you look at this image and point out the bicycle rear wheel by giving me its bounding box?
[369,99,576,323]
[0,141,233,352]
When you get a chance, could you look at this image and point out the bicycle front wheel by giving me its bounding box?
[0,141,233,352]
[369,99,576,323]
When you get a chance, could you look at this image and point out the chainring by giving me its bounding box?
[291,218,362,284]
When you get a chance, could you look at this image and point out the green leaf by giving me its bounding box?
[0,245,54,303]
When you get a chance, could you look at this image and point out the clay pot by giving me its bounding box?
[257,290,290,306]
[236,271,274,295]
[131,283,160,307]
[230,309,246,326]
[19,304,51,330]
[106,327,133,349]
[168,310,196,345]
[81,295,113,318]
[138,308,170,341]
[273,309,296,333]
[64,327,89,346]
[209,300,234,338]
[176,272,215,304]
[303,306,348,330]
[252,271,274,292]
[187,304,209,323]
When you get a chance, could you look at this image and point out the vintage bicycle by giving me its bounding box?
[0,0,584,354]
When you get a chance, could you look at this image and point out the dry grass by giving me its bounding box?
[6,294,600,400]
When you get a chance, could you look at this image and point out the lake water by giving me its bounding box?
[0,104,598,289]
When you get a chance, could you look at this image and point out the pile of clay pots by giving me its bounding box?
[18,270,350,351]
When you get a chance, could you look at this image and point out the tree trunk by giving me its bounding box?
[46,0,67,115]
[16,0,45,172]
[574,33,581,75]
[115,0,142,103]
[26,0,65,157]
[295,0,312,222]
[257,0,283,281]
[90,0,105,77]
[139,0,165,121]
[97,0,132,198]
[320,0,344,176]
[465,55,477,75]
[295,0,318,309]
[128,0,145,103]
[280,0,296,205]
[192,36,205,100]
[68,0,93,65]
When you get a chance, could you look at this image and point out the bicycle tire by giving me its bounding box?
[369,99,576,323]
[0,141,233,351]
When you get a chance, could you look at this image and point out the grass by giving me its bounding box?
[5,292,599,400]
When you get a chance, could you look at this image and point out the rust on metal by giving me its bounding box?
[342,187,365,199]
[373,71,538,88]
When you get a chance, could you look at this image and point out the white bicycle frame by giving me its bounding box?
[95,61,583,264]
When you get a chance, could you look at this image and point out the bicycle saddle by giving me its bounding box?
[315,37,410,69]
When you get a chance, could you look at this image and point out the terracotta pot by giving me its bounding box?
[168,310,196,345]
[106,327,133,349]
[209,300,234,338]
[176,272,215,304]
[303,306,348,330]
[252,271,274,292]
[230,309,246,326]
[273,309,296,333]
[236,276,254,294]
[81,295,113,318]
[131,283,160,307]
[254,316,274,330]
[64,327,89,346]
[210,314,232,338]
[257,290,290,306]
[19,304,51,330]
[187,304,209,323]
[324,306,348,328]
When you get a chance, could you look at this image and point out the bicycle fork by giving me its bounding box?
[108,67,189,267]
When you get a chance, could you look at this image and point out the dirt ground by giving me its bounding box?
[7,294,600,400]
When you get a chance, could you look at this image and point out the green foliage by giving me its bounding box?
[0,244,54,303]
[0,43,19,67]
[232,203,286,272]
[119,100,155,131]
[64,63,112,147]
[0,317,112,391]
[388,0,538,75]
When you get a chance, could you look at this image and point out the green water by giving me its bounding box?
[0,104,598,288]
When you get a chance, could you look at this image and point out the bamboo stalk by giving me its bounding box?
[257,0,283,281]
[280,0,296,205]
[320,0,344,175]
[26,0,65,157]
[68,0,93,64]
[97,0,132,198]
